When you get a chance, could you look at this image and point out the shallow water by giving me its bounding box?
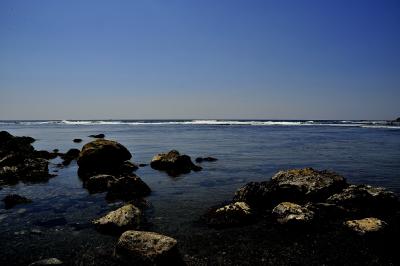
[0,121,400,264]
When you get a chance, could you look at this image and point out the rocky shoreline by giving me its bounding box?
[1,131,399,265]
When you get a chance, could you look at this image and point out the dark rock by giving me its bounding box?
[106,174,151,200]
[2,194,31,209]
[195,157,218,163]
[60,148,80,166]
[234,168,347,207]
[272,202,315,225]
[28,258,63,265]
[327,184,399,215]
[53,149,59,153]
[77,139,132,176]
[115,230,182,266]
[150,150,202,176]
[34,150,58,160]
[73,138,82,143]
[93,204,142,233]
[344,217,387,235]
[206,201,253,228]
[88,134,105,139]
[139,163,148,167]
[396,117,400,122]
[0,131,51,184]
[84,174,117,193]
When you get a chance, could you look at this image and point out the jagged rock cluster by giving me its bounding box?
[205,167,399,236]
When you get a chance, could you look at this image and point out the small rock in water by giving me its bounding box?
[73,138,82,143]
[344,217,387,235]
[88,133,105,138]
[93,204,142,233]
[139,163,148,167]
[115,230,182,265]
[28,258,63,265]
[150,150,202,176]
[60,148,80,166]
[195,156,218,163]
[2,194,32,209]
[272,202,315,225]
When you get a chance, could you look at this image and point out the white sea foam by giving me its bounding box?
[0,120,399,129]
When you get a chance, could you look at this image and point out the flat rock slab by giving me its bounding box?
[115,230,182,265]
[344,217,387,235]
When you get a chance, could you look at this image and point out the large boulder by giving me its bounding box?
[272,202,315,225]
[234,168,347,207]
[93,204,142,233]
[150,150,202,176]
[344,217,387,235]
[206,201,253,228]
[115,230,182,265]
[77,139,132,176]
[327,184,399,215]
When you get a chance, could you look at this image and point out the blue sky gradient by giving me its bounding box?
[0,0,399,120]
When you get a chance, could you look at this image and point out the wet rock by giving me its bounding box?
[272,202,315,225]
[195,157,218,163]
[77,139,132,177]
[34,150,58,160]
[93,204,142,233]
[327,184,399,215]
[28,258,63,265]
[115,230,182,265]
[88,133,105,139]
[106,174,151,200]
[139,163,148,167]
[206,201,253,228]
[0,131,52,184]
[344,217,387,235]
[150,150,202,176]
[234,168,347,207]
[60,148,80,166]
[2,194,32,209]
[73,138,82,143]
[84,174,118,193]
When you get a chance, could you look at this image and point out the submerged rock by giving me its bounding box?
[344,217,387,235]
[150,150,202,176]
[327,184,399,215]
[106,174,151,200]
[206,201,253,228]
[2,194,31,209]
[195,156,218,163]
[93,204,142,233]
[84,174,117,193]
[272,202,315,225]
[234,168,347,207]
[77,139,132,177]
[115,230,182,265]
[60,148,80,166]
[88,133,105,139]
[28,258,63,265]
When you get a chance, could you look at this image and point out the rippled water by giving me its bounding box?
[0,122,399,264]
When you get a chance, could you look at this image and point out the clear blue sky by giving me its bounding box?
[0,0,399,120]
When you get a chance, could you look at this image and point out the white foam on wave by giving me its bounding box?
[0,120,398,129]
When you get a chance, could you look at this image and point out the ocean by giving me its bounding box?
[1,120,399,264]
